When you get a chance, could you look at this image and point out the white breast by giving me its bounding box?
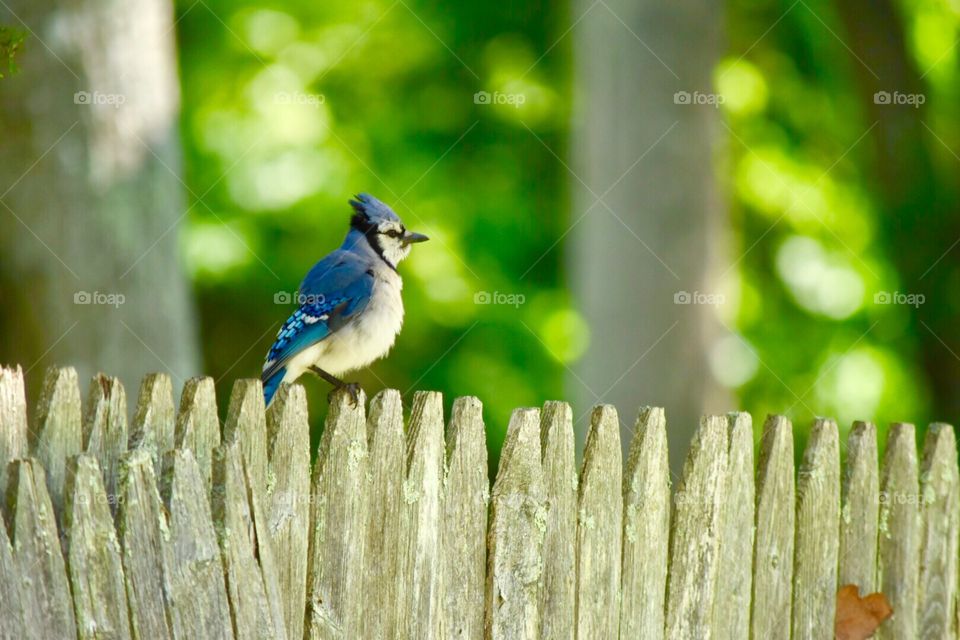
[288,267,405,379]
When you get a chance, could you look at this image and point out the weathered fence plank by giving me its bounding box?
[265,384,310,640]
[838,421,879,591]
[441,396,488,640]
[130,373,175,474]
[32,366,82,517]
[917,423,959,639]
[9,459,77,639]
[247,459,288,640]
[64,454,132,640]
[82,374,128,507]
[161,449,234,640]
[212,440,286,640]
[398,391,445,638]
[175,376,221,490]
[792,418,840,640]
[363,389,404,640]
[712,412,755,640]
[485,408,546,640]
[751,415,795,640]
[575,405,622,639]
[0,365,28,496]
[118,448,174,640]
[876,423,920,640]
[620,406,669,640]
[538,401,577,640]
[665,415,729,638]
[223,380,268,497]
[0,504,25,639]
[307,390,369,639]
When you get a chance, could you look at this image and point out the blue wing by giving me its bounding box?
[262,250,374,404]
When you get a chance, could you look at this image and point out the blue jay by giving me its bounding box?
[261,194,428,406]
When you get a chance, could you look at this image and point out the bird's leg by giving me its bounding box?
[309,366,362,405]
[308,365,344,386]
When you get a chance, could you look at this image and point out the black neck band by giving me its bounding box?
[350,214,397,271]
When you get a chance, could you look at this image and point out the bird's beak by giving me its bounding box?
[402,231,429,246]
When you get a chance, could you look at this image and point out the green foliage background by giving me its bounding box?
[176,1,575,460]
[722,0,960,452]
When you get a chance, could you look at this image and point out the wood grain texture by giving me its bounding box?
[876,423,920,640]
[917,424,957,639]
[223,379,268,497]
[792,418,839,640]
[441,395,488,640]
[751,415,795,640]
[838,421,879,592]
[307,389,369,639]
[265,384,310,640]
[130,373,175,474]
[0,365,28,497]
[212,440,286,640]
[0,504,25,639]
[175,377,221,490]
[538,401,577,640]
[247,458,288,640]
[398,391,445,638]
[32,366,82,517]
[712,411,754,640]
[363,389,404,640]
[8,459,76,640]
[161,449,234,640]
[665,415,729,639]
[64,454,132,640]
[575,405,622,639]
[117,448,173,640]
[82,373,128,508]
[620,406,669,640]
[485,408,546,640]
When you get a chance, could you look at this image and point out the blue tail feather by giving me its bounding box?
[263,367,286,407]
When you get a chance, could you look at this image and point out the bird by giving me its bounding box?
[261,193,428,406]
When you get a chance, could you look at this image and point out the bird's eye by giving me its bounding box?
[384,229,402,238]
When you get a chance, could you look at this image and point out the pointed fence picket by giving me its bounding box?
[0,363,957,639]
[751,415,795,640]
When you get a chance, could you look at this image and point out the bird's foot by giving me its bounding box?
[309,366,362,406]
[328,381,362,406]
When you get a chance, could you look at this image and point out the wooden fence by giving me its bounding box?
[0,364,955,639]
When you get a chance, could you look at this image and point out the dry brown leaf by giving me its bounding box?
[835,584,893,640]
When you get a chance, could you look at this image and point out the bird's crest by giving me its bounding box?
[349,193,401,230]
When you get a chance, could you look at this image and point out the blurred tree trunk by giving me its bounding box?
[833,0,960,422]
[569,0,727,470]
[0,0,200,399]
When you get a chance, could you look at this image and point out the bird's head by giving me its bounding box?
[349,193,428,267]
